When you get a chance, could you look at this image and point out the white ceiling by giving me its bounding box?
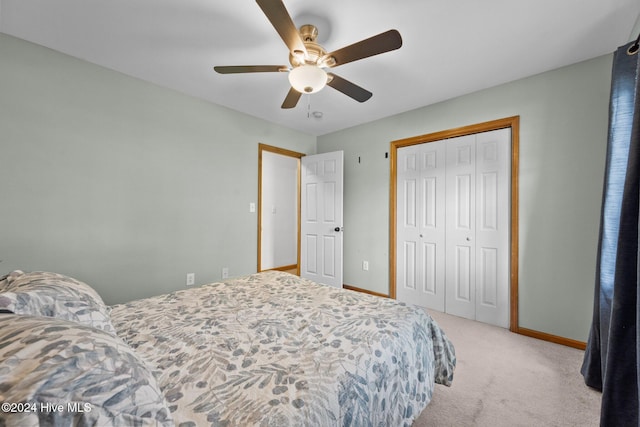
[1,0,639,136]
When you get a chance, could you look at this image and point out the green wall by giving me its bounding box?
[0,33,316,305]
[317,54,613,342]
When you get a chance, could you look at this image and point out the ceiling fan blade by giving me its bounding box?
[256,0,308,57]
[326,73,372,103]
[281,87,302,109]
[324,29,402,67]
[214,65,288,74]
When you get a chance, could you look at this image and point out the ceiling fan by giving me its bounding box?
[214,0,402,109]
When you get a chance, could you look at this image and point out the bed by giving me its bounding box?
[0,270,455,427]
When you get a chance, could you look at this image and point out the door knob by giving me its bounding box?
[466,237,472,241]
[334,227,343,232]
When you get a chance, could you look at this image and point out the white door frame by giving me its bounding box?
[390,116,520,332]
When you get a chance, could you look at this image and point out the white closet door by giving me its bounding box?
[445,135,477,320]
[396,142,446,311]
[396,128,511,328]
[475,128,511,328]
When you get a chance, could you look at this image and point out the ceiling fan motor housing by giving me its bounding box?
[289,25,336,68]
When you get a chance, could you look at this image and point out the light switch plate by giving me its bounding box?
[186,273,195,286]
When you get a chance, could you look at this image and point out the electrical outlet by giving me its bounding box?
[362,261,369,271]
[222,267,229,279]
[186,273,195,286]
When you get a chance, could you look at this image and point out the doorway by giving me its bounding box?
[390,116,520,331]
[257,143,304,274]
[258,144,345,288]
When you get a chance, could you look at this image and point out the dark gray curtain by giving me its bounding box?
[582,38,640,427]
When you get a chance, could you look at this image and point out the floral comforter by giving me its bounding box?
[110,271,456,426]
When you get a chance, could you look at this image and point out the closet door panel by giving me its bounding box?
[422,242,437,294]
[475,128,511,328]
[397,143,446,311]
[397,145,421,299]
[445,135,476,320]
[479,247,498,307]
[403,240,417,290]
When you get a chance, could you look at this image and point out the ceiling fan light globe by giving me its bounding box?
[289,65,327,94]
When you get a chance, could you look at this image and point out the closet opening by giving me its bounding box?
[389,116,519,331]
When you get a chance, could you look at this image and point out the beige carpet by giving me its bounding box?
[414,310,601,427]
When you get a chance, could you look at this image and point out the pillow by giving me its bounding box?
[3,270,26,285]
[0,270,116,335]
[0,270,23,291]
[0,314,174,427]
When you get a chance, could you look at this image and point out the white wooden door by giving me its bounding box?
[396,142,446,311]
[474,128,511,328]
[301,151,344,288]
[445,135,477,320]
[396,128,510,328]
